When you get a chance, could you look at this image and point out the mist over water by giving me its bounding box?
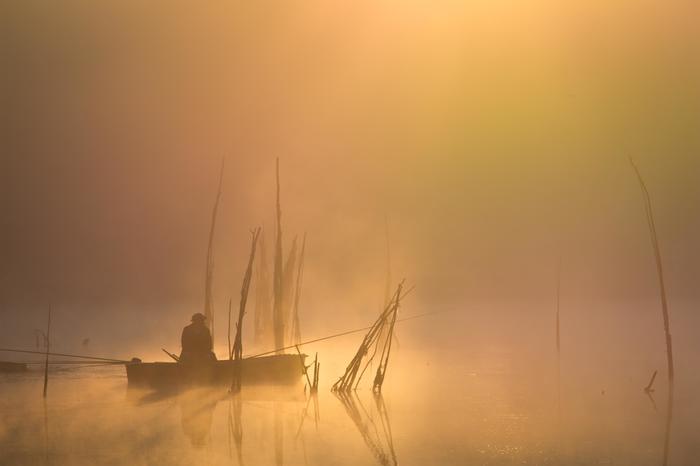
[2,1,700,465]
[2,337,699,466]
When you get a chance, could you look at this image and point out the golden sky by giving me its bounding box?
[2,1,699,351]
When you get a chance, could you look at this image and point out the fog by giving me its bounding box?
[1,2,699,463]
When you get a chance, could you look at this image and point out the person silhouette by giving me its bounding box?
[179,313,217,363]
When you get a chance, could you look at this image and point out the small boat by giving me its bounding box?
[125,354,305,389]
[0,361,28,372]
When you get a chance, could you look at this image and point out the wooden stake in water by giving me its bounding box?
[43,305,52,398]
[630,158,674,389]
[556,260,562,417]
[629,158,675,466]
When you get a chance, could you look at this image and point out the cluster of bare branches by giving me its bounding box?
[254,159,307,353]
[332,281,408,393]
[229,228,262,392]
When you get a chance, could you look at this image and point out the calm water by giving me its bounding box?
[1,348,698,466]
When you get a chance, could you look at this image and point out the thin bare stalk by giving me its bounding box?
[231,228,261,391]
[282,236,299,335]
[272,158,285,353]
[254,232,272,345]
[556,259,562,418]
[42,305,51,398]
[630,158,674,387]
[228,298,233,360]
[204,157,225,341]
[629,158,674,466]
[290,233,306,345]
[295,345,313,390]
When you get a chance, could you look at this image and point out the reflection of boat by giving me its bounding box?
[0,361,27,372]
[126,354,304,389]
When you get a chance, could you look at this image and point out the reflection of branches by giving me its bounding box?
[227,395,244,466]
[374,395,398,466]
[645,391,658,412]
[334,391,398,466]
[663,394,673,466]
[295,393,320,440]
[274,401,284,466]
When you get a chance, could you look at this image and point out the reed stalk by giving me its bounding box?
[282,236,298,333]
[290,233,306,345]
[311,352,319,393]
[231,228,261,392]
[629,158,674,466]
[228,298,233,360]
[630,158,674,388]
[556,260,562,417]
[272,158,285,353]
[254,232,272,345]
[295,345,313,390]
[204,157,225,341]
[42,305,51,398]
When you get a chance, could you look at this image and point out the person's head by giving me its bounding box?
[191,313,206,324]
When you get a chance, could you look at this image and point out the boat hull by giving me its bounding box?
[126,354,304,389]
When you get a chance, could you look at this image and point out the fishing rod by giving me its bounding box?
[1,301,450,364]
[18,360,124,365]
[246,308,452,359]
[0,348,129,363]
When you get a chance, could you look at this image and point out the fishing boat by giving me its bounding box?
[0,361,28,372]
[125,354,305,389]
[126,161,309,390]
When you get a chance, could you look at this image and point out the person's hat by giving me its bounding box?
[191,313,206,322]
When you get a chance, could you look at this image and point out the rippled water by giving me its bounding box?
[1,348,697,465]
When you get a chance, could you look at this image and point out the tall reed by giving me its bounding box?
[272,158,285,353]
[629,158,674,466]
[204,157,225,341]
[42,305,51,398]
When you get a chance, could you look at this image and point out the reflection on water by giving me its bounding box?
[179,390,218,447]
[334,391,397,466]
[227,394,243,465]
[663,388,673,466]
[1,349,698,466]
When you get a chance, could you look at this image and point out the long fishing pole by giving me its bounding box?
[19,360,124,365]
[0,348,129,363]
[246,308,452,359]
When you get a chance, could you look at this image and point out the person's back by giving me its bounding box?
[180,313,216,363]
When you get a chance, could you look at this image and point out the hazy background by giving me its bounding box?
[1,1,699,374]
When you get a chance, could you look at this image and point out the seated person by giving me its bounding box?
[179,313,217,363]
